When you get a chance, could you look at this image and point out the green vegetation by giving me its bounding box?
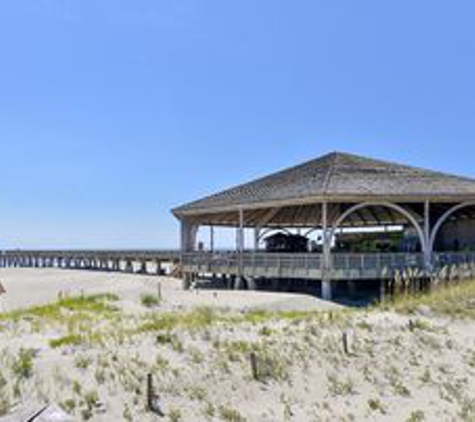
[219,406,247,422]
[380,278,475,318]
[136,307,218,333]
[168,408,182,422]
[0,371,9,417]
[136,306,348,336]
[0,294,119,323]
[50,334,85,348]
[203,402,215,419]
[75,355,92,370]
[327,373,356,396]
[368,398,387,415]
[140,293,161,308]
[222,340,258,362]
[0,393,9,418]
[60,398,77,414]
[407,410,426,422]
[12,348,35,380]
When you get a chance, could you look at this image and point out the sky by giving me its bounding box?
[0,0,474,249]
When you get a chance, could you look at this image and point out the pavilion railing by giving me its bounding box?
[182,251,428,279]
[182,252,322,277]
[433,252,475,268]
[331,253,425,272]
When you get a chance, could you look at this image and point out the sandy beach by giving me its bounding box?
[0,269,339,314]
[1,269,475,421]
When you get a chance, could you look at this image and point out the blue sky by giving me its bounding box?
[0,0,474,249]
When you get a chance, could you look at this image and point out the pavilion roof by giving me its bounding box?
[173,152,475,220]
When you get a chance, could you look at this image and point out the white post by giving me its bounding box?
[239,208,245,261]
[236,208,245,288]
[180,219,198,290]
[424,201,432,272]
[254,228,260,251]
[322,202,332,300]
[238,208,245,253]
[181,220,198,253]
[210,225,215,253]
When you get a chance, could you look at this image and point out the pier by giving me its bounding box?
[0,250,181,276]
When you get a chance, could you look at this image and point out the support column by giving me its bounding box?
[155,260,163,275]
[181,220,198,253]
[236,208,245,289]
[254,228,260,251]
[424,200,432,272]
[210,225,215,253]
[321,202,333,301]
[181,219,199,289]
[139,260,148,274]
[247,277,257,290]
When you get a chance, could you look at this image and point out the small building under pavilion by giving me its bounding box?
[172,152,475,301]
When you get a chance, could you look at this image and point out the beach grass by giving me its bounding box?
[379,278,475,318]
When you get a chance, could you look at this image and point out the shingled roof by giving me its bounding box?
[173,152,475,217]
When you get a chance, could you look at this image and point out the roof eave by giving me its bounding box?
[173,193,475,218]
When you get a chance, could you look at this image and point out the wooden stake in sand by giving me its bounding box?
[0,281,6,313]
[157,282,162,302]
[146,373,164,416]
[250,352,259,380]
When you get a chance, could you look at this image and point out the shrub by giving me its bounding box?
[407,410,425,422]
[250,350,289,382]
[50,334,84,349]
[219,406,246,422]
[74,355,92,370]
[0,388,9,417]
[12,348,35,380]
[168,408,182,422]
[140,294,160,308]
[60,399,76,414]
[368,398,386,414]
[327,373,356,396]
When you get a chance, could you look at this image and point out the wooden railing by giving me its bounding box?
[433,252,475,268]
[184,251,475,279]
[331,253,425,271]
[183,252,322,278]
[182,251,429,280]
[3,250,475,280]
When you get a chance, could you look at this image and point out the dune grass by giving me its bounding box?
[380,279,475,318]
[134,306,350,336]
[140,293,161,308]
[49,334,86,349]
[0,293,119,323]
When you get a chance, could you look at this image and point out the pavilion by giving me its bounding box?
[173,152,475,299]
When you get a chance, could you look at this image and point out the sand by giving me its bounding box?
[0,268,340,314]
[1,269,475,421]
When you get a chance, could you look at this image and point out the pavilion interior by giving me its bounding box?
[191,202,475,254]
